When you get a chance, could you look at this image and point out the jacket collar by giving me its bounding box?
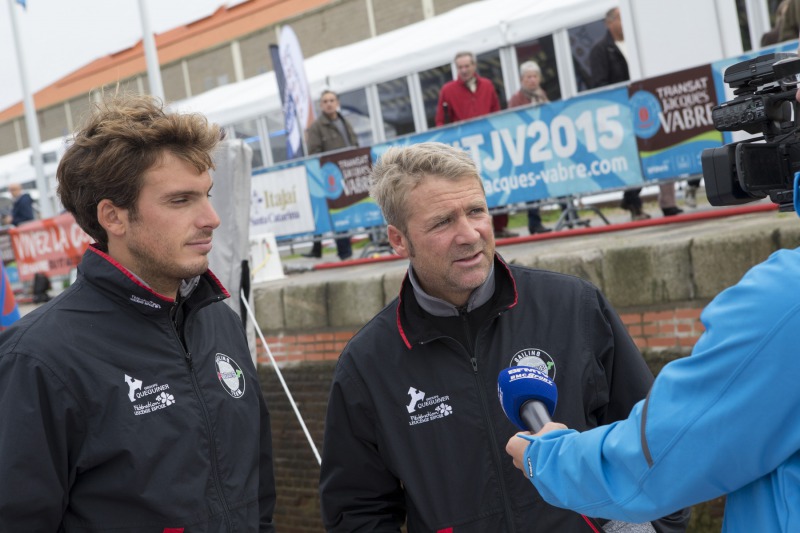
[79,244,228,317]
[407,263,495,317]
[396,253,518,349]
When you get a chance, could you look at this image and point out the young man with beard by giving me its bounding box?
[319,142,688,532]
[0,94,276,532]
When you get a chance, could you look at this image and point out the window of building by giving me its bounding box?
[337,88,374,147]
[377,77,415,140]
[514,35,561,102]
[420,64,452,129]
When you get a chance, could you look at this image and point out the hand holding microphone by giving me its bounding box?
[497,365,559,432]
[498,366,566,476]
[499,367,656,533]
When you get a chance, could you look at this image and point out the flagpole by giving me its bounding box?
[6,0,53,218]
[136,0,165,102]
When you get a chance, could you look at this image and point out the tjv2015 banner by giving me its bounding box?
[374,87,644,209]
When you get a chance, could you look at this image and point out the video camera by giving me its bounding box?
[701,53,800,211]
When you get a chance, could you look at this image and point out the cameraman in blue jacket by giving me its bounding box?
[505,87,800,533]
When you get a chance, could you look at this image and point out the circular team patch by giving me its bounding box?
[215,353,246,398]
[510,348,556,380]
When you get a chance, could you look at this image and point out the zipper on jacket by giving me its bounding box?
[460,310,517,533]
[172,322,234,531]
[458,308,481,374]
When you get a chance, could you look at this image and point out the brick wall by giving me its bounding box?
[255,305,707,366]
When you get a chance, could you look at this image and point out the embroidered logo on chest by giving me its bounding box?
[509,348,556,379]
[406,386,453,426]
[124,374,176,416]
[215,353,246,398]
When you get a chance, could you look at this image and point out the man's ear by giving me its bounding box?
[97,199,128,238]
[387,224,410,258]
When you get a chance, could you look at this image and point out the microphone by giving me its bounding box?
[497,366,557,432]
[499,367,656,532]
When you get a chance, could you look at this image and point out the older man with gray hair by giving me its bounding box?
[319,142,689,533]
[508,60,553,233]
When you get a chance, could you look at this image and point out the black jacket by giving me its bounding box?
[0,245,276,532]
[320,255,688,532]
[589,31,629,89]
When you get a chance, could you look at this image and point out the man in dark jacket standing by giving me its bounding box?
[319,142,688,532]
[0,94,276,532]
[304,89,356,260]
[589,7,649,222]
[3,182,35,225]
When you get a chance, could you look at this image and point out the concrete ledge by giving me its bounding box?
[254,210,797,334]
[327,276,385,328]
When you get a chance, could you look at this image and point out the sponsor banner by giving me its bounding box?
[710,40,799,145]
[629,64,723,180]
[317,147,385,232]
[374,87,644,208]
[250,163,319,238]
[9,213,92,283]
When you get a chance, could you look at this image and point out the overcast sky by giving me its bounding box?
[0,0,231,113]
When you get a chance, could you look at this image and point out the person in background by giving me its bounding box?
[435,52,514,237]
[319,141,689,533]
[304,89,356,261]
[508,60,553,235]
[0,94,276,531]
[3,183,35,226]
[761,0,789,46]
[589,7,649,221]
[777,0,799,42]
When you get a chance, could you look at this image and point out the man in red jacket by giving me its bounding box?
[435,52,513,237]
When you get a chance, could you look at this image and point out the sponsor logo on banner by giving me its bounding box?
[319,147,384,232]
[628,64,723,180]
[250,164,316,237]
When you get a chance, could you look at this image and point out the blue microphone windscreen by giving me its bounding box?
[497,366,558,431]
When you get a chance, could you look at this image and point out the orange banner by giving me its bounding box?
[9,213,93,282]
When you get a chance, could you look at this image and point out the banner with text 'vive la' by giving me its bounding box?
[373,87,644,209]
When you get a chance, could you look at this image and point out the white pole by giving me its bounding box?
[240,290,322,466]
[7,0,52,218]
[136,0,165,102]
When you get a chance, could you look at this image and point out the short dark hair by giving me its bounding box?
[57,94,220,249]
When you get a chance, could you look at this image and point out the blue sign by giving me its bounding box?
[374,88,644,208]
